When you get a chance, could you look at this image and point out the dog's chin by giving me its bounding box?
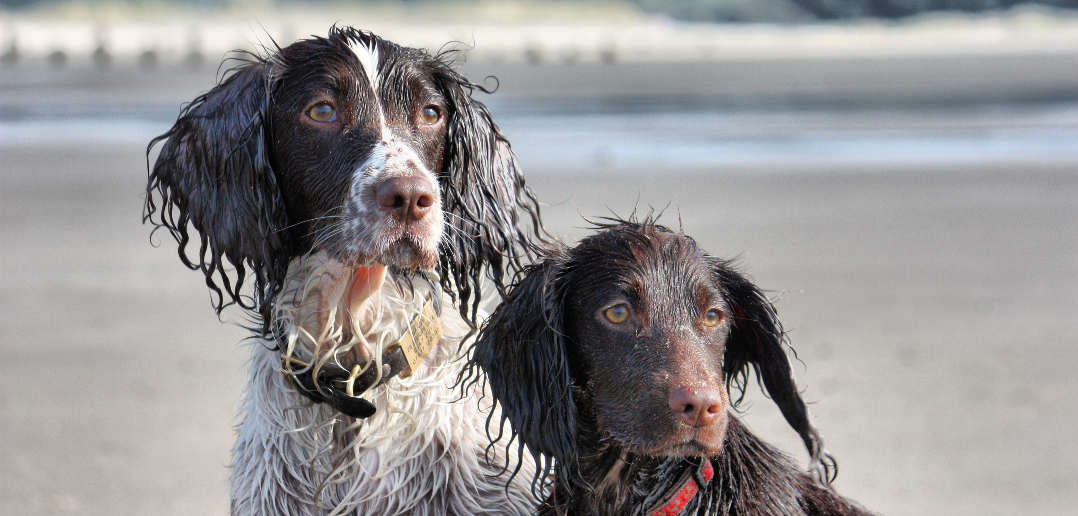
[645,440,721,458]
[333,235,440,272]
[623,423,728,458]
[378,238,439,271]
[306,240,434,366]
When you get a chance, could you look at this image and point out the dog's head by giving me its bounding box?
[471,218,834,485]
[145,27,544,332]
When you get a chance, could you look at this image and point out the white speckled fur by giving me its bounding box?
[343,139,443,262]
[229,256,537,515]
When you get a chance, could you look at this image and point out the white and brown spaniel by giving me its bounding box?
[144,26,546,515]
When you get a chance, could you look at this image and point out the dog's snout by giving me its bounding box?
[376,176,436,222]
[668,385,725,428]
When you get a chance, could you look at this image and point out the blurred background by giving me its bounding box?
[2,1,1077,514]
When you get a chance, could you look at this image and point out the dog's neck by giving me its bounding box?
[232,254,542,514]
[274,252,436,364]
[271,254,449,418]
[545,418,821,516]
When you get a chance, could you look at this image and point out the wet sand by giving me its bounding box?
[1,139,1075,514]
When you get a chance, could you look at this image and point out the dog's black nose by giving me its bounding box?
[376,176,436,222]
[668,386,725,427]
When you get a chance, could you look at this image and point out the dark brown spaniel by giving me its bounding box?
[469,218,869,515]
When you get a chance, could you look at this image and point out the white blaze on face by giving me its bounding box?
[341,36,444,267]
[350,37,390,134]
[345,38,438,194]
[346,38,390,211]
[350,38,380,92]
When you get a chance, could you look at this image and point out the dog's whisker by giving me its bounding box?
[275,214,348,234]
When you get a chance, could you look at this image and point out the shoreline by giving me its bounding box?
[4,53,1078,112]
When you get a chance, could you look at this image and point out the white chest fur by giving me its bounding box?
[228,267,536,515]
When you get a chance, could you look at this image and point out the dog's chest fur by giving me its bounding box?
[229,275,535,515]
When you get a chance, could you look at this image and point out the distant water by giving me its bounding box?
[489,99,1078,169]
[4,96,1078,170]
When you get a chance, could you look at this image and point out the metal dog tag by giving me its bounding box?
[390,298,442,378]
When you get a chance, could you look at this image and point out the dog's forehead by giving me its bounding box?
[272,33,420,89]
[571,226,718,304]
[586,226,703,270]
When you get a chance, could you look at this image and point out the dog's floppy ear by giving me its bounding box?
[144,59,290,334]
[468,253,575,495]
[712,258,838,483]
[432,65,548,327]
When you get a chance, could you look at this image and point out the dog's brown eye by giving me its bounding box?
[419,105,441,125]
[603,305,630,324]
[307,103,337,122]
[702,309,724,327]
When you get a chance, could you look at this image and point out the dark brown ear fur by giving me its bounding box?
[432,63,549,327]
[466,251,575,498]
[145,59,291,335]
[711,257,837,483]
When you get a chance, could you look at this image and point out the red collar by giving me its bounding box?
[647,459,715,516]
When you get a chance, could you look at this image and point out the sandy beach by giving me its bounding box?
[2,141,1075,514]
[2,20,1078,513]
